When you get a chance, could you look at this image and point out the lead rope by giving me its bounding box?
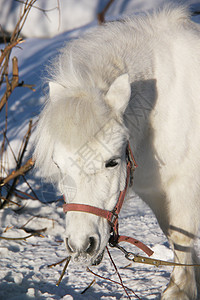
[112,243,200,267]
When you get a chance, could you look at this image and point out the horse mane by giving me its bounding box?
[34,4,190,180]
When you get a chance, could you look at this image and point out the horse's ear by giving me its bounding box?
[49,81,66,100]
[105,74,131,114]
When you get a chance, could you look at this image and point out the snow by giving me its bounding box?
[0,1,200,299]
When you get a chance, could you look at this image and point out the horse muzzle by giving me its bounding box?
[64,233,104,265]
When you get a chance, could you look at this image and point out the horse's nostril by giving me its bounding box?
[86,236,96,255]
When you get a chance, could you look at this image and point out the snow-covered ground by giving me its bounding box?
[0,1,200,299]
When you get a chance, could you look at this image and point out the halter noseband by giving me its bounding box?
[63,142,153,257]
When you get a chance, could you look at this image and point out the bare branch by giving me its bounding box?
[0,57,19,112]
[48,257,70,268]
[0,39,23,67]
[56,257,71,286]
[0,227,46,241]
[81,279,96,294]
[97,0,115,25]
[0,158,34,188]
[0,234,35,240]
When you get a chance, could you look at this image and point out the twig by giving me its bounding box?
[3,226,14,233]
[17,119,32,167]
[18,81,35,91]
[0,38,23,66]
[13,189,38,201]
[0,25,10,44]
[0,158,34,187]
[0,57,19,112]
[0,196,21,207]
[87,267,141,300]
[106,246,131,299]
[10,1,37,42]
[1,120,34,192]
[97,0,115,24]
[121,263,132,269]
[81,279,96,294]
[0,1,36,112]
[21,227,47,236]
[0,158,34,209]
[57,0,61,32]
[19,175,39,200]
[0,0,37,212]
[20,215,56,229]
[0,233,43,241]
[48,257,70,268]
[0,226,47,241]
[56,256,71,286]
[15,0,60,15]
[1,133,17,168]
[20,215,35,228]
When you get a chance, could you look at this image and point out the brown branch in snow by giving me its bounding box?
[17,119,33,167]
[21,227,47,236]
[56,256,71,286]
[0,38,23,66]
[106,246,131,299]
[0,229,45,241]
[0,225,47,241]
[0,0,37,112]
[0,57,35,112]
[15,0,60,17]
[0,157,34,188]
[11,0,37,42]
[87,267,141,299]
[48,257,70,268]
[0,196,21,207]
[0,57,19,112]
[81,279,96,294]
[97,0,115,25]
[18,81,36,91]
[13,189,38,201]
[0,120,34,208]
[0,234,35,240]
[20,215,56,230]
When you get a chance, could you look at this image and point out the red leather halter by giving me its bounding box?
[63,142,153,257]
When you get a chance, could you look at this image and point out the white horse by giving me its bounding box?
[34,5,200,299]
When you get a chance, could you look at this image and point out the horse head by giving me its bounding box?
[34,74,132,265]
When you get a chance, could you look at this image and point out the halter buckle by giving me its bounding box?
[107,210,118,227]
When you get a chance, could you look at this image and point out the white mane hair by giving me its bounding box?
[34,4,190,182]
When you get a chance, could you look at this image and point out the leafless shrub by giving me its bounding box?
[0,1,38,210]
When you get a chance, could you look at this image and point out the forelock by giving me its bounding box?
[48,89,112,150]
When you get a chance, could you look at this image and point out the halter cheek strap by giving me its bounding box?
[63,142,153,257]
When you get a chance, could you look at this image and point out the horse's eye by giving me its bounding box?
[105,159,118,168]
